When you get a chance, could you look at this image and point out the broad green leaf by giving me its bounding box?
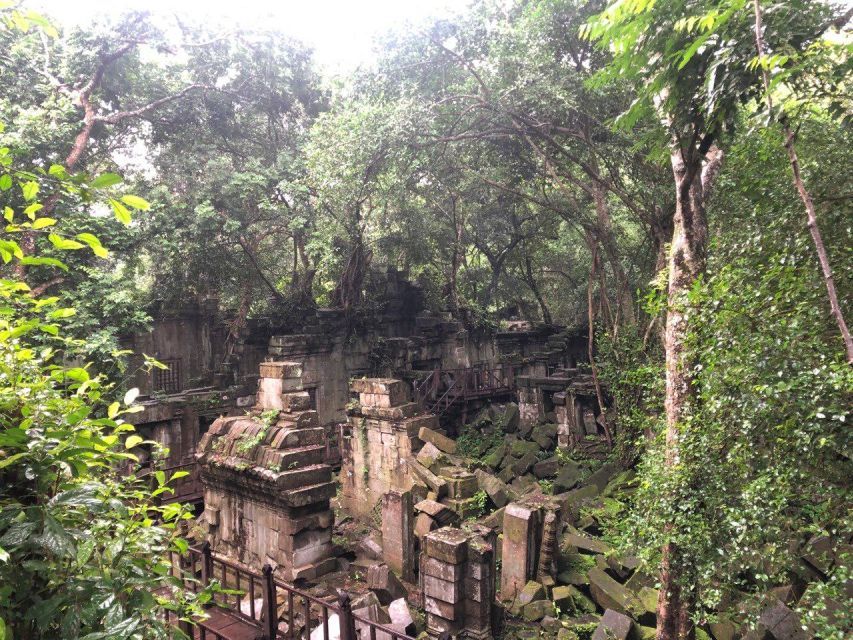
[125,435,143,449]
[89,172,122,189]
[48,233,85,250]
[121,194,150,210]
[0,174,11,191]
[107,402,120,419]
[32,217,56,229]
[21,256,68,271]
[109,199,131,225]
[21,181,38,201]
[75,233,109,258]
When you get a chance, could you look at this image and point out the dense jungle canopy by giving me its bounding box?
[0,0,850,638]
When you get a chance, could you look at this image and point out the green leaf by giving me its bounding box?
[121,194,150,210]
[107,402,120,419]
[0,452,27,469]
[75,233,109,258]
[21,256,69,271]
[32,217,56,229]
[89,173,122,189]
[0,174,11,191]
[125,435,143,449]
[48,233,85,250]
[23,203,43,219]
[109,199,131,225]
[3,207,12,222]
[21,181,39,201]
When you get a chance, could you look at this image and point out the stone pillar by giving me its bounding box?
[340,378,438,520]
[422,526,496,639]
[517,383,542,429]
[382,490,415,582]
[500,502,542,602]
[198,361,335,581]
[499,495,563,602]
[553,391,571,449]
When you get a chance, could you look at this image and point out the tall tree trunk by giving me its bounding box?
[752,0,853,363]
[449,212,464,315]
[656,141,715,640]
[585,233,613,448]
[524,256,552,324]
[591,181,636,327]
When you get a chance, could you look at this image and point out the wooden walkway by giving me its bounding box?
[195,608,262,640]
[414,364,517,416]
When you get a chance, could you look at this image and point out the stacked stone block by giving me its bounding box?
[198,361,336,581]
[500,494,563,601]
[340,378,438,520]
[421,526,496,639]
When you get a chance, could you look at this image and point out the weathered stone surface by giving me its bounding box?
[511,440,540,457]
[410,460,448,498]
[414,499,457,525]
[533,457,560,478]
[512,451,538,475]
[481,506,505,530]
[367,564,407,605]
[516,580,546,608]
[553,460,582,492]
[564,530,612,555]
[444,468,478,499]
[388,598,415,635]
[504,403,520,432]
[381,490,414,582]
[585,462,622,493]
[500,502,541,601]
[259,361,303,380]
[523,600,554,622]
[358,536,384,561]
[424,527,469,564]
[418,426,457,454]
[759,598,810,640]
[475,469,514,508]
[588,567,644,616]
[414,513,438,539]
[415,441,445,470]
[483,443,507,469]
[591,609,634,640]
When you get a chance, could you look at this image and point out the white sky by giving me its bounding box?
[32,0,468,73]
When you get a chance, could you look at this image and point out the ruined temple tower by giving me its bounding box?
[197,362,336,580]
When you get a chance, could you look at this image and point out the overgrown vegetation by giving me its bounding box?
[0,0,850,638]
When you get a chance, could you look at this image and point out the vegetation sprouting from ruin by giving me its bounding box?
[0,0,850,639]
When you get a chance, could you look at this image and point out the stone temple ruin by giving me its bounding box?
[128,272,827,639]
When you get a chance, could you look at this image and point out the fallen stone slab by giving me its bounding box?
[358,536,384,561]
[410,460,448,498]
[585,462,622,494]
[523,599,554,622]
[414,499,457,526]
[482,443,507,469]
[414,513,438,539]
[553,461,582,492]
[591,609,634,640]
[533,457,560,479]
[387,598,416,635]
[367,564,407,605]
[475,469,515,508]
[563,530,612,555]
[415,441,446,470]
[588,567,644,616]
[759,598,810,640]
[418,426,457,454]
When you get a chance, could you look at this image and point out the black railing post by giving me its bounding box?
[262,564,277,640]
[201,541,213,589]
[338,592,356,640]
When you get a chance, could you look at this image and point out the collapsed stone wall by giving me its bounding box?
[339,378,438,519]
[197,362,335,580]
